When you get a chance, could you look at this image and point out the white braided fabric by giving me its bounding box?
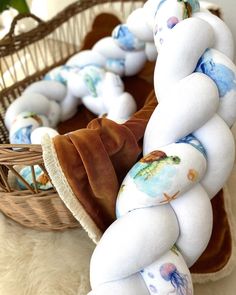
[88,1,236,294]
[43,15,157,122]
[5,11,156,143]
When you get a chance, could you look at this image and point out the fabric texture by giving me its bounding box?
[42,12,235,282]
[43,89,234,278]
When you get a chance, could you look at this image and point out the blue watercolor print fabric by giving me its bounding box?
[160,263,192,295]
[195,49,236,98]
[112,25,145,51]
[129,151,181,198]
[81,66,104,97]
[176,134,207,158]
[10,125,33,144]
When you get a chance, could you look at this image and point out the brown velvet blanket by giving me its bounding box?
[42,12,235,283]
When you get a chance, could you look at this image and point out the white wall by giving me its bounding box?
[30,0,76,21]
[209,0,236,61]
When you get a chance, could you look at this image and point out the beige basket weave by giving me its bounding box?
[0,0,145,231]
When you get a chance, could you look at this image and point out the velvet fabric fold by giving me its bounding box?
[53,87,155,234]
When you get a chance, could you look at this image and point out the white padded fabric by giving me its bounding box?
[89,1,236,294]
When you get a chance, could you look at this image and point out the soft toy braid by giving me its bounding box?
[5,9,157,143]
[44,13,157,122]
[88,1,236,294]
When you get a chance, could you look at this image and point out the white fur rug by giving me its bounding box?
[0,184,236,295]
[0,215,94,295]
[0,178,235,295]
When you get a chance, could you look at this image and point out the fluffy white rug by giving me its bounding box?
[0,215,95,295]
[0,179,235,295]
[0,182,236,295]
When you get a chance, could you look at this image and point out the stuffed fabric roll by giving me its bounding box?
[89,0,236,294]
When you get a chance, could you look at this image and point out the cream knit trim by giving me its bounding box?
[192,185,236,283]
[41,135,102,244]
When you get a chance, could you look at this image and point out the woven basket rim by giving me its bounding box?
[0,0,142,54]
[0,190,57,198]
[0,0,146,231]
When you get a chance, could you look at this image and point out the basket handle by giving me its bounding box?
[4,13,43,39]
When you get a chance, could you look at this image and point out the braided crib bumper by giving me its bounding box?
[3,0,159,148]
[88,1,236,294]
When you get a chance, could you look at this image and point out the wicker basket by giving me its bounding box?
[0,0,145,231]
